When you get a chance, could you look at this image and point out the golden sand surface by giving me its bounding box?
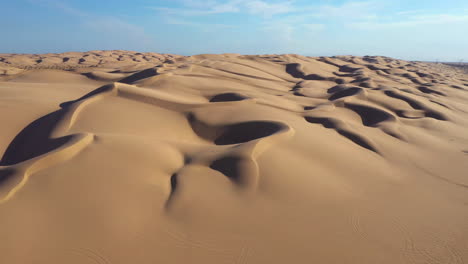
[1,51,468,263]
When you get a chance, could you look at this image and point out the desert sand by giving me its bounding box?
[1,50,468,263]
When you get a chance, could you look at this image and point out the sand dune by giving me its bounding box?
[1,51,468,263]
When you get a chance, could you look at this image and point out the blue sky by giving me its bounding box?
[1,0,467,61]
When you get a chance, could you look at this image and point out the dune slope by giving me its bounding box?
[1,51,468,264]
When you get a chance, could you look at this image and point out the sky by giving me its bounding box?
[1,0,467,61]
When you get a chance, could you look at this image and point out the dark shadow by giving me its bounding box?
[304,117,337,129]
[384,91,423,110]
[81,72,98,80]
[119,68,158,84]
[339,65,363,73]
[285,63,305,78]
[304,116,378,153]
[210,93,248,102]
[417,86,445,96]
[0,168,15,186]
[367,65,385,71]
[358,82,375,88]
[285,63,326,80]
[386,91,447,120]
[333,72,356,77]
[450,85,465,90]
[430,100,449,109]
[186,113,219,142]
[60,84,114,108]
[327,85,347,93]
[329,88,362,101]
[210,156,243,183]
[345,103,393,126]
[290,82,301,92]
[0,110,72,166]
[305,74,327,80]
[164,173,179,209]
[334,78,346,84]
[337,130,378,153]
[350,77,371,83]
[0,84,111,166]
[425,111,447,120]
[215,121,283,145]
[415,72,429,78]
[345,104,393,126]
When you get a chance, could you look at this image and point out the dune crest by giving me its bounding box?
[1,51,468,264]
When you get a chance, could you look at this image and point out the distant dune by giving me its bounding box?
[1,51,468,264]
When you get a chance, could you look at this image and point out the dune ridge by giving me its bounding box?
[1,51,468,264]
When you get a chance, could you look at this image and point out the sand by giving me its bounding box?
[1,51,468,263]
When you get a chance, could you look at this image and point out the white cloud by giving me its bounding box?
[150,4,240,16]
[245,1,295,17]
[152,0,327,42]
[151,0,468,36]
[163,16,236,30]
[150,0,383,30]
[311,1,380,19]
[151,0,295,17]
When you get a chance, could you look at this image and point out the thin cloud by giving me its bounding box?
[150,0,383,29]
[150,0,295,17]
[245,1,295,17]
[30,0,154,44]
[396,10,428,16]
[151,0,328,40]
[28,0,88,17]
[309,1,380,20]
[150,6,239,16]
[350,13,468,29]
[163,16,236,30]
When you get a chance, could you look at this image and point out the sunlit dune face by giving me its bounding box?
[1,52,468,263]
